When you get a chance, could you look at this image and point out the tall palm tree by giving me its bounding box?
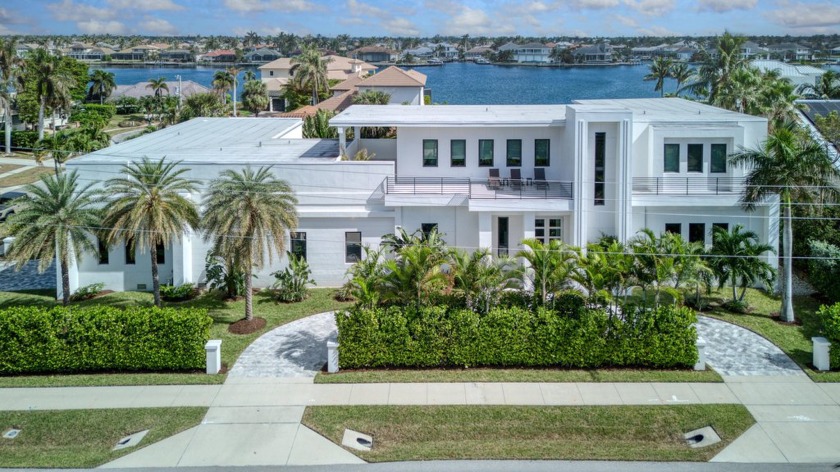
[212,70,233,105]
[243,70,257,82]
[681,32,747,106]
[352,90,391,104]
[450,248,518,314]
[644,57,673,97]
[797,70,840,99]
[101,157,199,307]
[244,31,260,48]
[88,69,116,104]
[0,37,24,155]
[730,123,840,322]
[26,48,76,141]
[290,47,333,105]
[516,238,578,307]
[241,79,268,116]
[4,171,100,305]
[670,62,694,94]
[226,66,241,117]
[709,225,775,304]
[202,167,298,321]
[146,77,169,98]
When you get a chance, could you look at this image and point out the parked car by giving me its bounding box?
[0,191,27,223]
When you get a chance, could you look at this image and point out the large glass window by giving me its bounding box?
[156,243,165,265]
[665,223,682,235]
[594,132,606,206]
[664,143,680,173]
[687,144,703,172]
[421,223,438,239]
[506,139,522,167]
[478,139,494,167]
[291,232,307,260]
[535,218,563,244]
[345,232,362,263]
[125,242,135,265]
[450,140,466,167]
[535,139,550,167]
[689,223,706,243]
[711,144,727,173]
[423,139,438,167]
[98,239,109,265]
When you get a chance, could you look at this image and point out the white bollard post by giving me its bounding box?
[694,338,707,371]
[205,340,222,374]
[1,237,14,256]
[812,337,830,371]
[327,341,339,373]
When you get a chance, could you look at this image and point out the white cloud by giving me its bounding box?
[697,0,756,12]
[347,0,389,19]
[139,18,177,35]
[48,0,114,21]
[441,5,515,35]
[337,17,366,25]
[614,15,638,27]
[623,0,675,16]
[77,19,127,34]
[223,0,315,12]
[567,0,621,9]
[382,17,420,36]
[107,0,184,10]
[637,24,678,36]
[765,1,840,28]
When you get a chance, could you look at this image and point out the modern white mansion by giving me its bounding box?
[62,98,778,295]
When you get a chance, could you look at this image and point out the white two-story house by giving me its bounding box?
[59,98,776,297]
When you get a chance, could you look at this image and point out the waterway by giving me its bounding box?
[101,62,840,105]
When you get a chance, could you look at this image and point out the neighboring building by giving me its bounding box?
[159,49,194,62]
[353,46,399,63]
[403,46,434,59]
[674,47,698,62]
[573,43,614,64]
[751,60,825,89]
[768,43,812,61]
[499,42,552,63]
[201,49,237,63]
[62,98,777,296]
[112,45,159,62]
[464,46,493,61]
[335,66,426,106]
[245,48,282,63]
[109,80,210,101]
[65,43,114,61]
[427,42,459,59]
[740,41,769,60]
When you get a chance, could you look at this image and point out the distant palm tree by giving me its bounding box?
[102,157,199,307]
[670,62,694,94]
[202,167,298,321]
[241,79,268,116]
[680,32,747,106]
[291,47,333,105]
[798,70,840,99]
[729,123,840,322]
[243,70,257,82]
[4,171,100,305]
[352,90,391,104]
[0,37,24,155]
[244,31,260,48]
[146,76,169,98]
[27,48,76,141]
[88,69,116,104]
[644,57,673,97]
[226,66,241,116]
[212,70,233,105]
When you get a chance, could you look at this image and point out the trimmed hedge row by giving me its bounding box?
[0,306,212,374]
[817,303,840,369]
[809,240,840,302]
[336,304,698,369]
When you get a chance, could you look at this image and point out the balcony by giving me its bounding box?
[632,177,744,196]
[385,176,573,200]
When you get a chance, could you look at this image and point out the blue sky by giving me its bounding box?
[2,0,839,37]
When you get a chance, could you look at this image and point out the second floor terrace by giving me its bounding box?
[384,175,573,200]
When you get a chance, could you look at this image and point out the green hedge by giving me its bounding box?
[808,240,840,302]
[0,306,212,374]
[336,305,698,369]
[817,303,840,369]
[10,130,39,149]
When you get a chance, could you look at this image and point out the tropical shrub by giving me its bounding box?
[808,240,840,302]
[161,283,198,302]
[69,282,105,302]
[205,253,247,299]
[0,306,212,374]
[10,130,39,149]
[816,303,840,369]
[271,252,316,302]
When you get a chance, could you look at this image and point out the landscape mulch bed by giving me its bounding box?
[228,316,267,334]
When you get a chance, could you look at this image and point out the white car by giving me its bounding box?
[0,191,27,223]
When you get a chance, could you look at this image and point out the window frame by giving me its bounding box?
[450,139,466,167]
[98,239,109,265]
[506,139,522,167]
[594,132,606,206]
[535,139,550,167]
[711,143,727,173]
[125,242,135,265]
[664,143,680,173]
[665,223,682,235]
[345,231,362,264]
[535,218,563,244]
[688,223,706,244]
[422,139,438,167]
[290,231,307,261]
[156,242,165,265]
[478,139,494,167]
[687,144,704,173]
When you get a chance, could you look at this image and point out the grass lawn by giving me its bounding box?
[0,407,206,468]
[302,404,754,462]
[0,164,24,174]
[317,368,721,384]
[0,288,352,387]
[701,288,840,382]
[0,167,54,188]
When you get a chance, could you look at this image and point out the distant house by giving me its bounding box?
[740,41,769,60]
[498,42,551,63]
[112,46,159,62]
[768,43,812,61]
[573,43,614,64]
[464,46,493,61]
[404,46,434,59]
[427,42,459,59]
[751,60,825,89]
[109,80,210,101]
[674,47,698,62]
[353,46,398,63]
[201,49,237,63]
[159,49,194,63]
[355,66,427,105]
[66,43,113,61]
[245,48,282,63]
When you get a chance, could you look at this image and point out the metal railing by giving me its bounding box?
[385,176,574,200]
[632,177,744,195]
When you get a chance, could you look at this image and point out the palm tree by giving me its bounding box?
[202,167,298,322]
[516,238,578,307]
[302,110,338,138]
[212,70,233,105]
[4,171,100,305]
[644,57,673,97]
[146,77,169,98]
[290,47,333,105]
[101,157,199,307]
[730,123,840,322]
[0,37,24,155]
[450,248,519,314]
[797,70,840,99]
[352,90,391,104]
[88,69,116,104]
[241,79,268,116]
[26,48,76,141]
[709,225,775,304]
[244,31,260,48]
[380,242,449,307]
[226,66,241,117]
[243,70,257,82]
[681,32,747,105]
[670,62,694,94]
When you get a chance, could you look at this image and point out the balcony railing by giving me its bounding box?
[385,176,573,200]
[632,177,744,196]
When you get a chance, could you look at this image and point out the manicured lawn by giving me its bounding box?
[317,368,721,384]
[0,164,24,174]
[0,167,54,188]
[0,407,206,468]
[302,404,755,462]
[702,288,840,382]
[0,288,352,387]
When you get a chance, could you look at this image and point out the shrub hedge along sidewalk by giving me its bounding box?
[0,306,212,374]
[336,302,698,369]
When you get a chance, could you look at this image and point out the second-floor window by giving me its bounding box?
[506,139,522,167]
[664,144,680,173]
[535,139,550,167]
[687,144,703,172]
[711,144,727,173]
[423,139,438,167]
[450,140,466,167]
[594,132,606,206]
[345,232,362,263]
[291,232,307,260]
[98,239,109,265]
[156,243,165,265]
[479,139,494,167]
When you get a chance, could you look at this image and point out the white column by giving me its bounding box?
[55,240,79,301]
[338,127,346,157]
[574,119,588,248]
[765,195,780,272]
[616,119,633,244]
[172,229,194,286]
[478,212,492,251]
[523,212,536,243]
[812,337,830,371]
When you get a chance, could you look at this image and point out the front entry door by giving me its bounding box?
[498,217,509,257]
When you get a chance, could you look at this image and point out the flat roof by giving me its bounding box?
[573,98,767,123]
[330,104,568,127]
[69,118,340,165]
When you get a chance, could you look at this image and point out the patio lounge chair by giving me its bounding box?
[489,168,502,190]
[510,168,523,190]
[534,168,549,190]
